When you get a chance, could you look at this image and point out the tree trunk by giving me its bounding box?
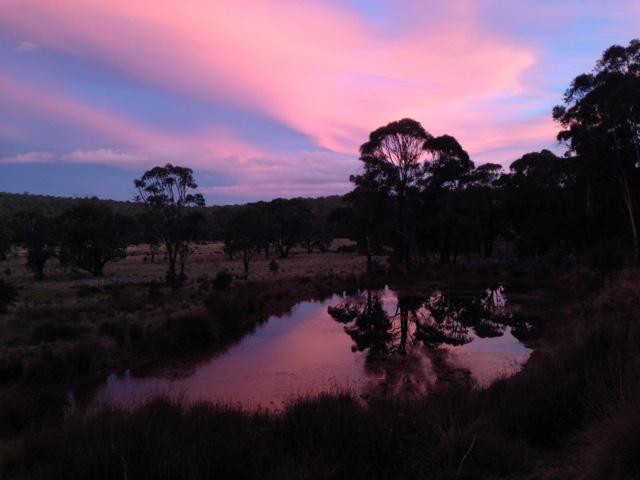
[365,236,373,274]
[621,172,640,264]
[165,242,179,287]
[613,133,640,264]
[92,262,105,277]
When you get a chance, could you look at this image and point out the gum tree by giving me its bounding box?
[11,211,56,280]
[57,201,132,277]
[354,118,432,269]
[554,39,640,262]
[134,164,205,286]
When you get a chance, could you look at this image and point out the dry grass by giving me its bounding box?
[2,240,364,287]
[2,268,639,479]
[0,241,375,357]
[0,245,378,434]
[3,243,638,479]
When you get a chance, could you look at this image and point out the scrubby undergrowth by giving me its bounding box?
[1,269,639,479]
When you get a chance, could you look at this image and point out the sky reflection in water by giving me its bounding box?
[94,286,532,409]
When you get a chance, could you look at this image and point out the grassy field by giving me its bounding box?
[0,240,381,379]
[0,242,381,443]
[3,241,633,479]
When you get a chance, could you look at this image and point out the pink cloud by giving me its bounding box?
[0,0,539,156]
[0,74,356,197]
[3,0,633,200]
[0,75,165,148]
[0,75,263,169]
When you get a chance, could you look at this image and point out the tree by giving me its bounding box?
[354,119,432,269]
[134,164,205,286]
[0,217,12,260]
[300,211,332,254]
[137,210,163,262]
[270,198,311,258]
[57,201,132,277]
[423,134,474,190]
[341,186,389,274]
[225,207,261,274]
[466,163,504,257]
[421,135,475,263]
[11,211,56,280]
[554,39,640,261]
[500,150,575,257]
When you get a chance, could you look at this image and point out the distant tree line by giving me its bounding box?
[0,39,638,286]
[0,166,344,283]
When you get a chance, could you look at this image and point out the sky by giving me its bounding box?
[0,1,638,205]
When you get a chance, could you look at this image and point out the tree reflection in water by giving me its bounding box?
[328,286,531,397]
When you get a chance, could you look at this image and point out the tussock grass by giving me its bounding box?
[3,269,640,479]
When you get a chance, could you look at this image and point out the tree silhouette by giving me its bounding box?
[11,211,56,280]
[269,198,311,258]
[0,217,11,261]
[0,279,17,313]
[134,164,205,286]
[554,39,640,262]
[354,119,432,269]
[329,287,519,364]
[225,207,262,274]
[137,210,164,263]
[57,201,132,277]
[466,163,503,257]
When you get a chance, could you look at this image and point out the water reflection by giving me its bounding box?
[92,286,534,410]
[328,286,526,358]
[328,286,535,394]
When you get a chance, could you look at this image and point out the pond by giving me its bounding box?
[92,285,537,409]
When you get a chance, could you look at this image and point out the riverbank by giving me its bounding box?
[0,269,379,439]
[2,262,633,478]
[0,245,566,391]
[3,268,639,479]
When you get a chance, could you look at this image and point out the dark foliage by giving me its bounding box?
[134,164,206,287]
[57,201,133,276]
[10,211,56,279]
[0,278,17,313]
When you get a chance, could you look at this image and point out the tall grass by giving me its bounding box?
[3,269,640,479]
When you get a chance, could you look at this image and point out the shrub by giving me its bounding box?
[212,270,233,292]
[30,321,85,344]
[0,278,18,313]
[0,356,23,383]
[269,259,279,275]
[98,319,128,345]
[76,285,100,298]
[587,239,627,275]
[65,340,109,375]
[129,323,144,343]
[578,405,640,480]
[147,281,164,303]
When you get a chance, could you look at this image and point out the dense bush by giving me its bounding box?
[212,270,233,291]
[0,278,18,313]
[4,269,640,479]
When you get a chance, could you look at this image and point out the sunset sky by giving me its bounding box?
[0,0,638,204]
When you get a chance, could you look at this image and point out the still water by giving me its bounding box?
[93,286,534,409]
